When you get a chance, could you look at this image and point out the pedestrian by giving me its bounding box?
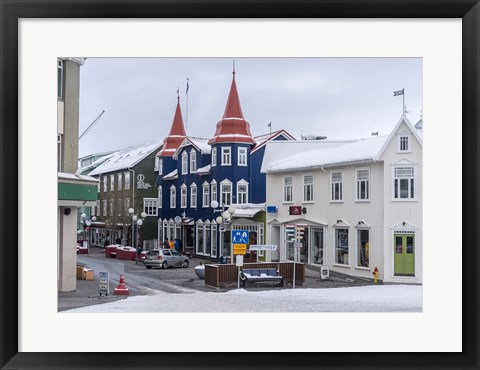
[163,240,169,249]
[174,238,181,252]
[169,239,174,249]
[116,236,121,245]
[104,238,110,248]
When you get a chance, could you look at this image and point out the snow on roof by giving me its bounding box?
[187,137,211,154]
[58,172,99,183]
[264,135,389,172]
[196,164,211,175]
[251,129,296,154]
[89,139,163,176]
[163,169,178,180]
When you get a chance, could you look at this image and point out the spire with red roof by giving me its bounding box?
[208,65,256,145]
[157,91,187,157]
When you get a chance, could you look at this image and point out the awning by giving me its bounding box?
[232,208,263,218]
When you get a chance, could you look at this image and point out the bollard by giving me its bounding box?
[113,274,129,295]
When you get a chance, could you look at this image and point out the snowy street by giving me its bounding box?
[66,284,422,312]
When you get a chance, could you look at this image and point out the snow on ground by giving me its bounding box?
[66,285,422,313]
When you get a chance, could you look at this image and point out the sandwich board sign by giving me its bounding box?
[99,271,109,296]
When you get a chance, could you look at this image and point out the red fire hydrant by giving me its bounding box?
[372,267,379,284]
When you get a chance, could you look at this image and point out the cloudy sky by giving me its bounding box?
[78,58,422,158]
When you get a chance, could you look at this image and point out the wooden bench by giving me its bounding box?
[240,268,284,287]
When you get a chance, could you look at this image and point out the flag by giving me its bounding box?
[393,89,404,96]
[186,79,189,95]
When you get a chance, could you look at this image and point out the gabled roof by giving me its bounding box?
[157,95,187,157]
[251,129,296,154]
[208,71,256,145]
[375,115,423,160]
[89,139,163,176]
[163,169,178,180]
[172,136,211,158]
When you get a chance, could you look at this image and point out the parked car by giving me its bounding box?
[143,249,189,269]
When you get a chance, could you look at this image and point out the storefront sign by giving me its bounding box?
[289,206,302,215]
[233,243,247,255]
[99,272,109,296]
[249,245,277,251]
[136,174,151,189]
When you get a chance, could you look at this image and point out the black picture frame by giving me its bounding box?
[1,1,478,369]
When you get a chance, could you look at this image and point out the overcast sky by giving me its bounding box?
[78,58,422,158]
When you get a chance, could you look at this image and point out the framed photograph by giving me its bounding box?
[1,0,478,369]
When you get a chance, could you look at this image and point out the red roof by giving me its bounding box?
[157,96,187,157]
[208,72,256,145]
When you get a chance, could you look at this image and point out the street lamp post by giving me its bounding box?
[210,200,236,263]
[128,208,147,264]
[80,213,96,257]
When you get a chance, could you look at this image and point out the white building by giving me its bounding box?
[261,115,422,284]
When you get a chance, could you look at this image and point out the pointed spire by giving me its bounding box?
[208,68,255,146]
[157,92,187,157]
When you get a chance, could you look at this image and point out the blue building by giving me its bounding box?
[156,70,294,261]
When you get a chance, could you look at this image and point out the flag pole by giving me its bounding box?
[186,78,189,134]
[403,88,405,115]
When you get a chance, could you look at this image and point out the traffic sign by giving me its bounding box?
[232,230,249,244]
[233,244,247,255]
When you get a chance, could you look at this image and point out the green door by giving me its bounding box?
[394,234,415,276]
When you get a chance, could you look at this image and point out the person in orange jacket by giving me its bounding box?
[169,239,174,249]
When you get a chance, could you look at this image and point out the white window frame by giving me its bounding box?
[330,171,343,202]
[143,198,158,216]
[181,151,188,175]
[220,179,232,206]
[303,174,314,203]
[158,158,163,175]
[180,184,187,208]
[157,187,162,209]
[124,171,130,190]
[190,150,197,173]
[109,199,114,216]
[211,147,217,167]
[202,182,210,208]
[356,228,370,269]
[154,156,159,171]
[102,200,107,216]
[124,198,130,213]
[355,167,370,201]
[211,180,217,203]
[103,175,107,192]
[238,147,247,166]
[392,166,416,200]
[334,227,349,266]
[190,183,197,208]
[221,147,231,166]
[398,132,412,153]
[117,173,122,191]
[237,180,248,204]
[170,186,176,208]
[283,176,293,203]
[110,174,114,191]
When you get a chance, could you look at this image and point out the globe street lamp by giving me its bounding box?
[211,201,236,262]
[128,208,147,263]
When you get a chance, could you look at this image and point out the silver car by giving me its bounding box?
[143,249,189,269]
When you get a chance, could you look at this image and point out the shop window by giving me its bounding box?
[335,228,349,265]
[357,229,370,267]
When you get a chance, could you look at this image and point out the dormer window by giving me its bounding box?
[190,150,197,172]
[211,147,217,167]
[158,159,163,175]
[181,151,188,174]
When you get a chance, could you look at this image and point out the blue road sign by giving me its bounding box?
[232,230,249,244]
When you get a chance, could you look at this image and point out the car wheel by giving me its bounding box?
[182,260,189,268]
[146,266,152,269]
[162,261,168,269]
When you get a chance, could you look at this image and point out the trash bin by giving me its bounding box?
[220,254,227,264]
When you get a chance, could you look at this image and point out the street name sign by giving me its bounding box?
[249,245,277,251]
